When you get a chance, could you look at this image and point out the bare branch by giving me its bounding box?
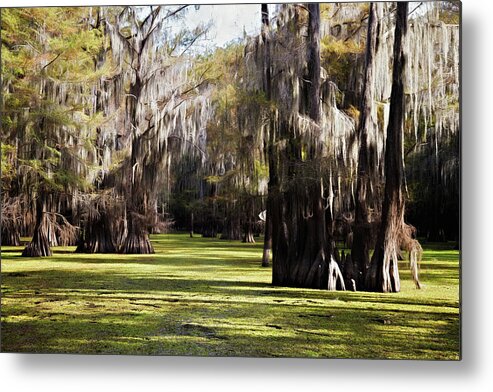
[41,52,62,71]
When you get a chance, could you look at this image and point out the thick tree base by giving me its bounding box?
[75,237,116,254]
[220,228,241,240]
[121,234,154,254]
[220,230,241,240]
[327,256,346,291]
[242,232,255,243]
[1,230,21,246]
[365,245,401,293]
[273,252,345,291]
[22,230,51,257]
[220,218,241,240]
[75,217,116,253]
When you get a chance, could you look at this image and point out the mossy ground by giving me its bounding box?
[1,234,460,359]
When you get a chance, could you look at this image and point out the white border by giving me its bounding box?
[2,1,493,391]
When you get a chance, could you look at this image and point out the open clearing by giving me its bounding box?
[1,234,460,359]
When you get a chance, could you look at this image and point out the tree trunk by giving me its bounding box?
[47,218,58,247]
[261,3,272,267]
[271,4,344,290]
[1,218,21,246]
[120,72,155,254]
[220,203,242,240]
[272,172,344,289]
[261,208,272,266]
[121,214,154,254]
[242,228,255,243]
[261,4,271,96]
[88,17,118,248]
[242,197,256,243]
[365,2,408,293]
[351,3,381,290]
[189,212,194,238]
[202,181,217,238]
[220,219,241,240]
[22,194,52,257]
[75,211,117,253]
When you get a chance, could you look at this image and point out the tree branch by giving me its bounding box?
[41,52,62,71]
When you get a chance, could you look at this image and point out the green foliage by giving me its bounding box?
[204,175,221,184]
[53,168,91,192]
[191,40,270,225]
[1,143,17,186]
[253,159,268,180]
[344,104,360,123]
[193,43,244,82]
[321,35,364,90]
[437,1,460,25]
[1,7,106,198]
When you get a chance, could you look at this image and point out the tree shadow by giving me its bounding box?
[1,300,459,359]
